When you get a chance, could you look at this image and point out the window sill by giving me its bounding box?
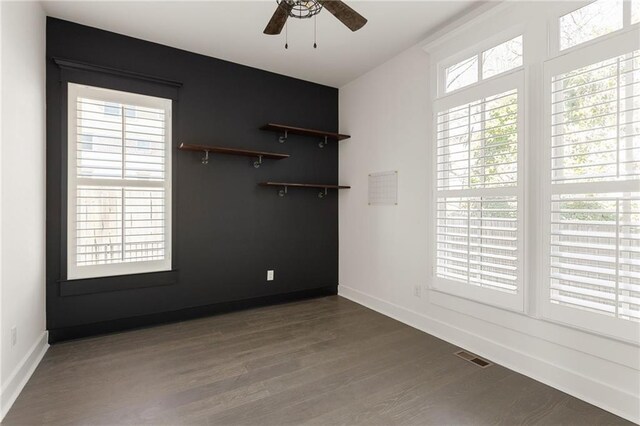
[59,269,178,297]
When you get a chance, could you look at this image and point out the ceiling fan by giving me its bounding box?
[263,0,367,36]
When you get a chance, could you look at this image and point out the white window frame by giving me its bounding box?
[432,70,526,313]
[540,29,640,343]
[438,27,525,97]
[549,0,640,58]
[67,83,173,280]
[427,0,640,345]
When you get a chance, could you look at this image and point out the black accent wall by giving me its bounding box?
[46,18,339,342]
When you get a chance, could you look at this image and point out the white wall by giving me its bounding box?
[338,4,640,423]
[339,45,430,315]
[0,0,48,419]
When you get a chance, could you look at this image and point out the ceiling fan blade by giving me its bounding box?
[263,2,293,35]
[318,0,367,32]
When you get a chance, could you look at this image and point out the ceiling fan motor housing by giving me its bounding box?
[278,0,323,19]
[264,0,367,36]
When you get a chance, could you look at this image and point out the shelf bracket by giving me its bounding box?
[318,187,328,199]
[319,136,328,149]
[253,155,263,168]
[278,186,288,197]
[279,130,288,144]
[202,150,210,165]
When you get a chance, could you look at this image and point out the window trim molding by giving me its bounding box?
[54,58,183,88]
[66,83,173,280]
[59,269,178,296]
[425,0,640,346]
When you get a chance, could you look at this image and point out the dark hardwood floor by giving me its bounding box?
[2,296,630,425]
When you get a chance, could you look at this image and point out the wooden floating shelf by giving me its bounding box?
[179,143,289,167]
[259,182,351,198]
[259,182,351,189]
[260,123,350,147]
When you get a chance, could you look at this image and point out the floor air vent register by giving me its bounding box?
[454,350,493,368]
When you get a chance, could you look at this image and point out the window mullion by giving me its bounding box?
[75,177,164,188]
[120,188,125,263]
[121,105,126,180]
[121,105,126,262]
[616,57,621,179]
[623,0,631,27]
[467,200,471,285]
[467,104,472,189]
[467,101,472,283]
[614,199,620,319]
[480,100,486,188]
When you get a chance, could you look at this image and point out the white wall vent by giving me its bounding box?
[368,171,398,205]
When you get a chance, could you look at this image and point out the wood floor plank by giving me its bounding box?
[2,296,630,425]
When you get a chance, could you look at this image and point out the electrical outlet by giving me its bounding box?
[414,285,422,298]
[267,270,274,281]
[10,326,17,347]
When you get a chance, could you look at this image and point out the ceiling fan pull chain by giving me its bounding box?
[285,20,289,49]
[314,14,317,49]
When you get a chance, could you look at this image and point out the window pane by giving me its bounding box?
[633,0,640,24]
[550,193,640,321]
[445,56,478,92]
[437,89,518,190]
[482,36,523,79]
[437,196,518,294]
[560,0,623,50]
[551,51,640,184]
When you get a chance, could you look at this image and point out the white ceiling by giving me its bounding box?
[41,1,479,87]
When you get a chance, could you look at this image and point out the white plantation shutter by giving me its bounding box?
[550,193,639,320]
[68,84,172,279]
[436,196,518,293]
[550,51,640,183]
[544,31,640,340]
[434,72,524,311]
[75,187,123,266]
[436,89,518,191]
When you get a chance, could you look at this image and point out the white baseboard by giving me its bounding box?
[338,285,639,424]
[0,331,49,421]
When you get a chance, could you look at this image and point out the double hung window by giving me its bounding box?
[67,84,172,280]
